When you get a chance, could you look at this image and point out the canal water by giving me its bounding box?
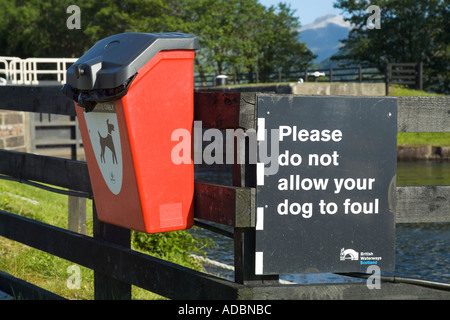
[191,161,450,284]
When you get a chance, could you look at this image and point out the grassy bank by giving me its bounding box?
[0,179,212,300]
[397,132,450,146]
[388,85,450,146]
[388,85,444,97]
[0,179,95,299]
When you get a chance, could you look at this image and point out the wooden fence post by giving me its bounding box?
[68,119,87,234]
[93,202,131,300]
[232,97,279,285]
[385,63,391,95]
[417,62,423,91]
[68,196,86,234]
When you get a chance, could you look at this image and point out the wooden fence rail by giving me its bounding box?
[196,63,422,90]
[0,86,449,300]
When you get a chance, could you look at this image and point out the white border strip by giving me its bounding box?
[257,118,265,141]
[256,207,264,230]
[256,162,265,186]
[255,252,264,275]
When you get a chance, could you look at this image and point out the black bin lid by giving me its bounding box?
[66,32,199,91]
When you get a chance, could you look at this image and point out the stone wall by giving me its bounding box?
[397,145,450,161]
[0,111,30,152]
[290,82,386,96]
[198,82,387,96]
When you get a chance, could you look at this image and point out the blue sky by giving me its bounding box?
[258,0,343,26]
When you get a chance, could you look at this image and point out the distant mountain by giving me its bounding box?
[299,14,352,65]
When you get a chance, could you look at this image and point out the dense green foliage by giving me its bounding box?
[0,0,316,83]
[333,0,449,94]
[132,229,215,269]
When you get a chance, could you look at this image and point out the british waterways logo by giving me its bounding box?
[340,248,382,265]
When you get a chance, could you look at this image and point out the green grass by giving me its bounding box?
[0,179,95,299]
[0,179,212,300]
[388,85,444,97]
[397,132,450,146]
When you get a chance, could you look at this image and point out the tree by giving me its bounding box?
[0,0,166,57]
[179,0,316,83]
[333,0,449,93]
[0,0,90,58]
[0,0,316,84]
[255,3,316,80]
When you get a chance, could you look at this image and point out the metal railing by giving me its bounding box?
[0,56,77,85]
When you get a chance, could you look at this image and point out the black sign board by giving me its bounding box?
[255,95,397,275]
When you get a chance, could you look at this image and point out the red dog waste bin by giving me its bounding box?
[62,33,198,233]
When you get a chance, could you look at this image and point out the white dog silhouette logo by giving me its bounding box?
[98,119,118,164]
[84,102,123,195]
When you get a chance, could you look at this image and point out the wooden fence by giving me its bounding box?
[197,63,423,92]
[386,63,423,95]
[0,85,449,300]
[29,112,83,158]
[196,66,386,87]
